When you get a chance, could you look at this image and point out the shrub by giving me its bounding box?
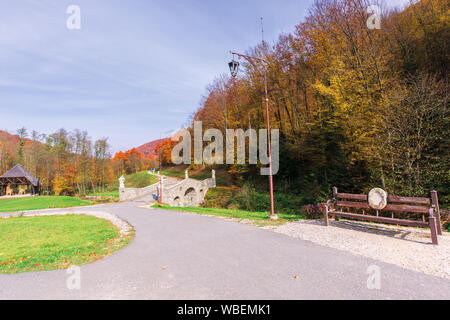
[204,183,309,216]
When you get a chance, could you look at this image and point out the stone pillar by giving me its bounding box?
[118,176,125,201]
[160,176,165,203]
[185,170,189,180]
[211,170,216,188]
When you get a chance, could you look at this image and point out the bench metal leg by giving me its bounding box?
[324,205,329,227]
[431,191,442,236]
[429,216,439,245]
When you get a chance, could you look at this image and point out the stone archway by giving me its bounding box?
[183,187,197,207]
[173,196,181,207]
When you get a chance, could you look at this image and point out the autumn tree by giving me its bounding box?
[186,0,449,201]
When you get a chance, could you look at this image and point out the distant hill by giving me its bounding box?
[136,138,169,158]
[0,130,36,174]
[0,130,29,145]
[0,130,35,153]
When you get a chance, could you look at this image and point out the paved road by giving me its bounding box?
[1,200,449,300]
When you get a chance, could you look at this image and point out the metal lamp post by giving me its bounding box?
[228,52,277,220]
[159,149,163,204]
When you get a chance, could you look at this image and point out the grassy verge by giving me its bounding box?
[0,196,91,213]
[0,215,133,274]
[87,191,119,199]
[124,171,159,188]
[152,203,304,226]
[203,186,314,217]
[160,167,186,179]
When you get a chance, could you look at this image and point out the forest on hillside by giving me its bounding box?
[159,0,449,204]
[0,129,158,195]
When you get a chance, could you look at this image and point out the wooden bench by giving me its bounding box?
[323,187,442,245]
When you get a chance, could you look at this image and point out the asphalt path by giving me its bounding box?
[1,200,449,299]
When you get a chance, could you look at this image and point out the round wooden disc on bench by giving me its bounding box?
[368,188,388,210]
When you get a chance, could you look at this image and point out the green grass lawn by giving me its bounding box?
[0,215,133,274]
[152,204,305,226]
[0,196,91,213]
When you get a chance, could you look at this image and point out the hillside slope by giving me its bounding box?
[136,138,168,158]
[0,130,33,146]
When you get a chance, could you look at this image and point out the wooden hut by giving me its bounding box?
[0,164,40,196]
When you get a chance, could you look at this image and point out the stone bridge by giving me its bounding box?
[119,170,216,207]
[157,170,216,207]
[119,182,160,202]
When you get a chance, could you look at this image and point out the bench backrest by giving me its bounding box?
[333,187,431,214]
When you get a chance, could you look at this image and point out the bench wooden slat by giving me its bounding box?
[338,193,430,205]
[331,211,429,228]
[336,201,429,213]
[383,204,429,214]
[337,193,367,201]
[337,201,370,209]
[387,196,430,205]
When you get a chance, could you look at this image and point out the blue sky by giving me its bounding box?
[0,0,410,152]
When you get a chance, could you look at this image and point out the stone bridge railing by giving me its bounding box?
[119,182,159,202]
[118,170,216,206]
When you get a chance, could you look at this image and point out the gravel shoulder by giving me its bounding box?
[264,219,450,280]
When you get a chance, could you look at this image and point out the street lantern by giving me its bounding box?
[228,59,239,78]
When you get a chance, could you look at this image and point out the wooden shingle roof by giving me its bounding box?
[0,164,39,186]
